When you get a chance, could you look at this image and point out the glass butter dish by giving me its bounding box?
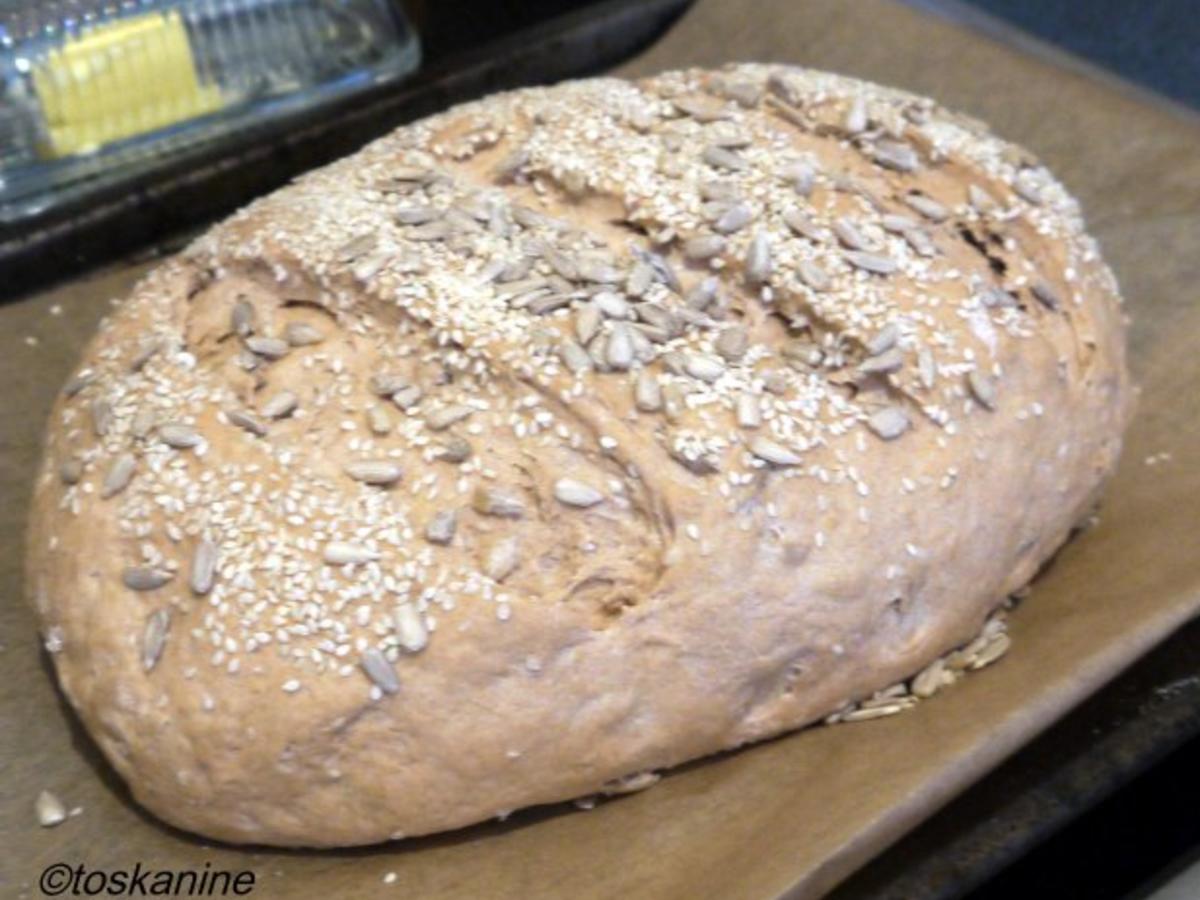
[0,0,420,226]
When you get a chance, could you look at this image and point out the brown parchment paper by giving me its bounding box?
[3,1,1198,897]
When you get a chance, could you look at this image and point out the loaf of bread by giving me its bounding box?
[26,64,1131,846]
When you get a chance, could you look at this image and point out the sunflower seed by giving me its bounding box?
[904,227,937,257]
[736,393,762,428]
[389,165,434,183]
[714,77,763,108]
[968,183,998,213]
[685,354,725,382]
[90,399,113,438]
[783,340,823,368]
[634,371,663,412]
[141,608,171,672]
[552,339,589,374]
[436,436,472,464]
[324,542,380,565]
[392,384,424,410]
[59,457,83,485]
[714,204,754,235]
[604,771,661,795]
[576,258,624,284]
[284,322,324,347]
[186,539,218,595]
[101,453,136,498]
[881,214,918,234]
[361,648,400,694]
[129,339,162,372]
[750,436,803,466]
[745,231,772,284]
[337,232,378,262]
[570,307,600,348]
[605,324,635,371]
[703,145,747,172]
[700,179,740,202]
[123,566,173,591]
[407,220,453,242]
[592,291,632,319]
[494,147,529,182]
[473,486,525,518]
[625,262,655,298]
[797,259,832,292]
[674,95,730,122]
[967,370,998,410]
[842,705,904,722]
[1031,280,1061,310]
[231,300,256,337]
[662,383,689,422]
[159,423,201,449]
[670,441,720,474]
[245,336,289,360]
[904,192,949,222]
[635,302,679,336]
[424,509,457,546]
[395,205,440,225]
[227,409,268,437]
[780,161,816,196]
[715,326,749,362]
[393,603,429,653]
[364,406,392,436]
[496,256,533,283]
[783,208,822,241]
[834,218,874,251]
[345,460,404,486]
[680,277,714,312]
[917,346,937,389]
[527,293,573,315]
[762,369,789,394]
[538,246,577,281]
[368,373,405,397]
[844,96,868,134]
[859,347,904,376]
[912,658,946,698]
[426,404,473,431]
[554,478,605,508]
[353,250,392,282]
[127,407,154,439]
[36,790,67,827]
[867,406,911,440]
[867,323,900,356]
[980,286,1018,309]
[872,140,919,172]
[684,234,727,261]
[261,391,299,420]
[845,250,898,275]
[643,251,682,294]
[969,632,1011,669]
[63,371,95,398]
[483,536,520,582]
[767,71,803,105]
[703,200,733,224]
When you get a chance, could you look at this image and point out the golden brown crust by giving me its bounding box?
[26,64,1131,846]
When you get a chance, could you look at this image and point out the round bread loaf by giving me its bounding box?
[26,64,1131,846]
